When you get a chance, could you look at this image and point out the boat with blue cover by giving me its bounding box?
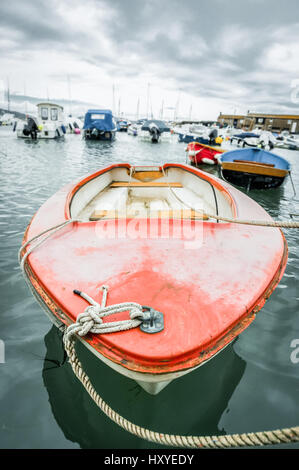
[230,132,260,147]
[117,119,130,132]
[178,127,221,146]
[178,133,210,144]
[83,109,117,141]
[218,148,290,190]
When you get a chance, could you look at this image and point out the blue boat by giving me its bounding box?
[83,109,117,141]
[218,148,290,190]
[116,119,130,132]
[177,127,220,146]
[178,133,210,144]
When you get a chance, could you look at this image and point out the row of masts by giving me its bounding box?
[2,76,193,121]
[112,83,193,121]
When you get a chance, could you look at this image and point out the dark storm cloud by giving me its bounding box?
[1,0,299,113]
[0,0,89,54]
[91,0,299,110]
[0,1,66,43]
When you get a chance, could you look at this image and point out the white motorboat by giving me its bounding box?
[16,102,66,139]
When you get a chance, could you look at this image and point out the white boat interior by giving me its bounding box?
[70,166,234,222]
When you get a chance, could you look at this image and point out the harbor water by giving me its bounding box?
[0,127,298,449]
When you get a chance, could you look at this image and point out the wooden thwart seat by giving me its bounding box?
[110,181,183,187]
[90,209,209,221]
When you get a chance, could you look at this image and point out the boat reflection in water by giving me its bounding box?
[42,326,246,449]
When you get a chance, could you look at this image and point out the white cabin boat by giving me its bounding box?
[16,102,66,139]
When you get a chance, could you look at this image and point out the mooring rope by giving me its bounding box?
[202,212,299,228]
[19,219,79,272]
[63,335,299,448]
[160,167,299,228]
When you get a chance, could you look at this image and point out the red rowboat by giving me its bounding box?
[187,141,226,165]
[20,163,287,394]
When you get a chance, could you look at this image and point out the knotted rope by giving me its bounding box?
[63,286,147,343]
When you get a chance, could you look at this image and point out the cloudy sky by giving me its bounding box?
[1,0,299,119]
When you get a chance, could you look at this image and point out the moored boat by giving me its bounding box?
[127,124,138,136]
[138,119,171,143]
[274,131,299,150]
[219,148,291,190]
[83,109,117,141]
[230,131,260,147]
[19,163,288,394]
[16,103,66,139]
[117,119,130,132]
[178,132,210,144]
[186,141,226,165]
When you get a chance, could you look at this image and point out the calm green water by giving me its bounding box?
[0,127,298,449]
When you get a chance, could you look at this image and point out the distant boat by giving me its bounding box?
[127,124,138,136]
[16,103,66,139]
[178,132,210,144]
[66,116,83,134]
[138,119,171,143]
[117,119,130,132]
[83,109,117,141]
[177,127,221,146]
[0,113,15,126]
[230,132,260,147]
[186,141,226,166]
[218,148,291,190]
[274,131,299,150]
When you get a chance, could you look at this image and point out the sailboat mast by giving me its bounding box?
[112,83,116,116]
[146,83,150,120]
[6,78,10,112]
[160,100,164,120]
[67,75,72,116]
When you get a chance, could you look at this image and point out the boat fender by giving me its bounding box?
[61,125,66,134]
[202,157,216,165]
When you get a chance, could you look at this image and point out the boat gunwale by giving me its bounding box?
[221,161,289,178]
[187,141,226,154]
